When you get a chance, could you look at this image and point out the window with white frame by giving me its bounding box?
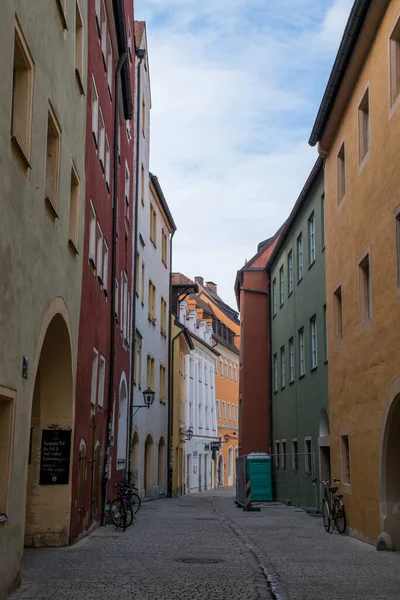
[107,35,112,93]
[99,109,105,169]
[220,357,223,377]
[288,250,293,294]
[272,278,277,315]
[115,279,119,319]
[97,355,106,408]
[91,348,99,406]
[225,360,228,379]
[227,403,231,421]
[279,266,284,306]
[96,223,103,282]
[289,337,294,383]
[105,135,110,189]
[234,365,237,382]
[299,328,305,376]
[308,212,315,265]
[101,1,107,61]
[223,401,226,420]
[103,240,109,293]
[89,201,96,266]
[91,77,99,145]
[310,316,317,369]
[280,346,285,388]
[273,353,278,393]
[297,233,303,281]
[95,0,101,35]
[217,399,221,419]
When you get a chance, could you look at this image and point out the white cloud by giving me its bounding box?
[136,0,350,308]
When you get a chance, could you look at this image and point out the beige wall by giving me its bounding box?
[323,1,400,544]
[0,1,87,596]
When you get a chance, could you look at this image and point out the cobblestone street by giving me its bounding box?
[11,489,400,600]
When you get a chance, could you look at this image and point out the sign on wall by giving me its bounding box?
[39,429,71,485]
[210,441,220,451]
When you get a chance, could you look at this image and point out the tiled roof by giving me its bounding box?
[134,21,145,46]
[172,273,196,287]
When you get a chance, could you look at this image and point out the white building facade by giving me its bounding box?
[179,303,219,493]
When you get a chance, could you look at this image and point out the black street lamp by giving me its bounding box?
[224,432,237,443]
[132,387,155,416]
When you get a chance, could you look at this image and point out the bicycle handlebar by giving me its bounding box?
[312,477,340,485]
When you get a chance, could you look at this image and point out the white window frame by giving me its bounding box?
[223,401,226,420]
[299,328,305,377]
[311,316,317,369]
[289,337,294,383]
[91,348,99,406]
[103,240,109,292]
[97,355,106,408]
[280,346,285,388]
[91,76,99,145]
[273,353,278,393]
[309,213,315,265]
[272,278,277,315]
[89,200,96,266]
[297,233,303,281]
[288,250,293,294]
[279,266,284,306]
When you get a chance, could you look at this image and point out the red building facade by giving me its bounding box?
[70,0,135,542]
[235,231,281,457]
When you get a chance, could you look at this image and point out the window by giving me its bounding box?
[220,357,224,378]
[0,387,15,520]
[160,297,167,336]
[281,440,287,470]
[91,348,99,407]
[101,1,107,62]
[103,241,109,293]
[150,205,157,245]
[99,110,105,170]
[280,346,285,388]
[89,201,96,266]
[273,353,278,392]
[297,233,303,281]
[288,251,293,294]
[148,280,156,320]
[96,223,103,283]
[56,0,68,28]
[95,0,101,35]
[69,165,80,252]
[103,135,110,190]
[162,229,168,266]
[142,97,146,136]
[115,279,119,319]
[337,142,346,203]
[305,438,312,474]
[225,361,228,380]
[217,400,221,420]
[279,266,284,306]
[141,262,145,304]
[308,212,315,265]
[396,211,400,288]
[341,435,351,484]
[127,23,132,61]
[221,401,226,420]
[91,77,99,146]
[272,278,277,315]
[310,316,317,369]
[299,328,305,377]
[45,106,61,214]
[160,365,166,403]
[146,355,155,389]
[11,21,34,163]
[358,88,370,165]
[390,18,400,107]
[334,286,343,340]
[234,365,237,383]
[107,35,112,93]
[122,271,128,340]
[359,254,371,321]
[97,355,106,409]
[141,164,145,205]
[125,163,130,204]
[321,194,325,250]
[75,1,84,88]
[274,441,280,469]
[291,439,298,472]
[289,337,294,383]
[228,403,231,421]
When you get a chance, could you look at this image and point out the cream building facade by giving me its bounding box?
[0,1,87,596]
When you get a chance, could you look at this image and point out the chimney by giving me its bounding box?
[206,281,217,294]
[195,276,204,287]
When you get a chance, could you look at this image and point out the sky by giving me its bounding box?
[135,0,354,309]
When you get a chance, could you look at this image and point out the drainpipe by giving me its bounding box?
[168,314,185,498]
[101,50,128,526]
[127,47,145,483]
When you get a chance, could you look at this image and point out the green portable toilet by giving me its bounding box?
[246,453,273,502]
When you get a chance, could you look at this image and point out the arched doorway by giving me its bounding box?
[379,382,400,550]
[144,434,154,494]
[218,453,224,487]
[318,407,331,484]
[158,437,166,487]
[228,447,233,486]
[131,431,139,488]
[117,377,128,471]
[25,313,73,547]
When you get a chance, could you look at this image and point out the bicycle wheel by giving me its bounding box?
[334,498,346,534]
[129,493,141,515]
[110,498,134,529]
[322,498,331,533]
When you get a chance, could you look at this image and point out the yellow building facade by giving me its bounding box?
[310,0,400,548]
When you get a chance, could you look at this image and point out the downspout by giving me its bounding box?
[266,273,272,456]
[127,48,145,483]
[101,50,128,526]
[167,229,176,498]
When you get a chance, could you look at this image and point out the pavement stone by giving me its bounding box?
[9,488,400,600]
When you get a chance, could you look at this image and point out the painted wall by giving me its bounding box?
[270,168,327,508]
[0,0,86,595]
[323,1,400,544]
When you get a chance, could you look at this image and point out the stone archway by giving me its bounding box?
[25,312,73,547]
[158,437,166,487]
[378,379,400,550]
[131,431,139,488]
[144,434,154,494]
[318,408,331,484]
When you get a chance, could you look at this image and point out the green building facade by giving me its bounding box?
[268,157,328,509]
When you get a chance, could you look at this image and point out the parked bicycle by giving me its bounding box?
[313,477,346,534]
[109,479,141,531]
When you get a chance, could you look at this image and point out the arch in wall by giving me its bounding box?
[117,374,128,471]
[131,429,140,488]
[25,303,74,547]
[319,408,330,438]
[144,433,154,492]
[218,453,224,487]
[378,378,400,550]
[158,437,166,485]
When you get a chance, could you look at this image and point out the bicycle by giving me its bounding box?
[109,480,141,530]
[313,477,346,534]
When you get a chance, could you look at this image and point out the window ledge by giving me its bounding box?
[55,0,68,30]
[358,151,370,175]
[311,366,318,372]
[289,379,294,385]
[68,238,79,256]
[103,288,108,299]
[102,53,107,73]
[89,257,96,270]
[97,275,103,287]
[308,260,315,270]
[11,136,31,169]
[106,181,110,194]
[288,290,293,298]
[92,131,98,149]
[299,373,305,380]
[45,196,59,220]
[75,69,85,96]
[297,277,303,285]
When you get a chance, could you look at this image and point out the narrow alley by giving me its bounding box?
[11,489,400,600]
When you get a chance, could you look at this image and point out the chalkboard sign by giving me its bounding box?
[39,429,71,485]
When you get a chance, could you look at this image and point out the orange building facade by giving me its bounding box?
[310,0,400,548]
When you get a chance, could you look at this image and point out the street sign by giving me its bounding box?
[39,429,71,485]
[210,441,220,451]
